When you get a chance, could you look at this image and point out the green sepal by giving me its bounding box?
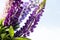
[40,0,46,9]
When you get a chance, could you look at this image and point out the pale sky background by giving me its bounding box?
[0,0,60,40]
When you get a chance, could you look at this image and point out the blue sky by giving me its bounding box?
[0,0,60,40]
[43,0,60,28]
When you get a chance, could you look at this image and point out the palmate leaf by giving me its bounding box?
[14,37,31,40]
[9,26,14,38]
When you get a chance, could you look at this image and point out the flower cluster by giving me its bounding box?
[4,0,23,27]
[2,0,46,39]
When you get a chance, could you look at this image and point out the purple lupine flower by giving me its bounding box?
[14,6,45,37]
[14,6,39,37]
[19,2,30,22]
[4,0,23,26]
[10,7,23,26]
[14,0,46,37]
[19,2,37,23]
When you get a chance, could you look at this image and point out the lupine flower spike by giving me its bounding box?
[14,0,46,37]
[0,0,46,40]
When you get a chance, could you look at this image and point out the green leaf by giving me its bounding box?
[0,27,6,34]
[0,26,1,29]
[14,37,31,40]
[1,33,6,39]
[9,26,14,38]
[0,19,4,26]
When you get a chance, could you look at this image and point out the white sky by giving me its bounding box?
[0,0,60,40]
